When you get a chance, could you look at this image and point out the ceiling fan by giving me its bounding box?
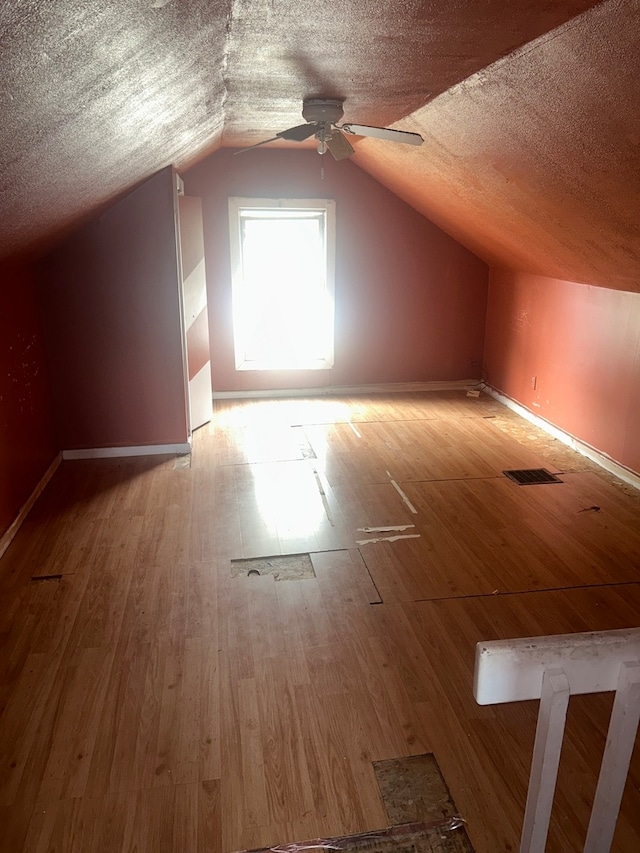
[235,98,423,160]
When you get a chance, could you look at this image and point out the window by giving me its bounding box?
[228,198,336,371]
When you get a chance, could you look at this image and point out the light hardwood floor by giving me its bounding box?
[1,391,639,852]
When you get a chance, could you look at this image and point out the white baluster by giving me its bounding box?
[584,661,640,853]
[520,669,570,853]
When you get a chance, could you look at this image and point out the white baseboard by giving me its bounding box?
[0,452,62,560]
[62,442,192,460]
[212,379,479,400]
[485,385,640,492]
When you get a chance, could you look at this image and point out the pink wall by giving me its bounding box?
[183,149,488,391]
[39,168,189,449]
[0,260,57,538]
[484,268,640,474]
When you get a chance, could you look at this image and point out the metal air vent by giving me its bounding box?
[503,468,563,485]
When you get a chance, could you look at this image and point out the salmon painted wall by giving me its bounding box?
[39,168,189,449]
[0,260,57,538]
[484,268,640,474]
[183,149,488,391]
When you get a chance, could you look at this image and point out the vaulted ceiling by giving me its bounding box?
[2,0,637,291]
[354,0,640,292]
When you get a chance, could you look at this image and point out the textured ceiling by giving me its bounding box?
[352,0,640,292]
[0,0,601,262]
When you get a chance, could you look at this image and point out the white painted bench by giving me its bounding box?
[474,628,640,853]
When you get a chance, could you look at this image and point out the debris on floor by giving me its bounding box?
[174,452,192,469]
[236,817,471,852]
[358,526,416,533]
[357,534,421,546]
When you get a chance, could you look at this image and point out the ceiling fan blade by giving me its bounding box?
[341,124,424,146]
[233,122,318,155]
[277,123,318,142]
[325,129,354,161]
[232,136,281,155]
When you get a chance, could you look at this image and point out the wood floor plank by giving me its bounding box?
[36,646,115,802]
[273,580,312,688]
[0,651,65,807]
[198,779,223,853]
[187,471,220,563]
[254,655,315,827]
[293,681,381,838]
[236,677,270,827]
[89,640,151,797]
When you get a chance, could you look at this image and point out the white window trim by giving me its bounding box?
[228,197,336,371]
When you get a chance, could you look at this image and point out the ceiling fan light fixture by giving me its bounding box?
[316,123,329,155]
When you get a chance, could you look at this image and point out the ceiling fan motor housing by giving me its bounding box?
[302,98,344,125]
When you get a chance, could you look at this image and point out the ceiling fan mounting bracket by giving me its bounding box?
[302,98,345,125]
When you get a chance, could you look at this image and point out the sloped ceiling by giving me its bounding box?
[1,0,601,264]
[353,0,640,292]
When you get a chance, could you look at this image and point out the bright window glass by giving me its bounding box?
[228,198,336,370]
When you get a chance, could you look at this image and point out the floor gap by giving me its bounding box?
[231,553,316,580]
